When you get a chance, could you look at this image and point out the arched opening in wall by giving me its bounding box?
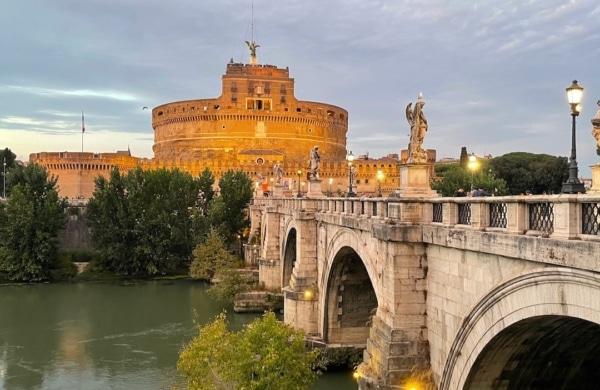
[282,228,297,288]
[324,247,377,345]
[465,315,600,389]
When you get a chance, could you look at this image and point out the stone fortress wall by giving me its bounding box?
[30,151,143,199]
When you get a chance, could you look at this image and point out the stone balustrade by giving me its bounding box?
[252,194,600,240]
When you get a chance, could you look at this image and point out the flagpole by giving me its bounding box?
[81,111,85,153]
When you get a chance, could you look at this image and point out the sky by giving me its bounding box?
[1,0,599,174]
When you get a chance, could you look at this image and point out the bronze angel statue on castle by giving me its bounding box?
[405,93,428,164]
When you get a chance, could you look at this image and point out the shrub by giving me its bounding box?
[178,312,318,389]
[190,229,239,280]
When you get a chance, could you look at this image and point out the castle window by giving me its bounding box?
[246,98,271,111]
[214,105,220,110]
[365,179,369,184]
[280,95,286,104]
[158,111,163,116]
[231,95,237,103]
[231,82,238,93]
[296,108,301,112]
[356,180,361,184]
[307,108,312,113]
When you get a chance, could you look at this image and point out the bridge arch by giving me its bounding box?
[323,246,378,345]
[320,228,381,345]
[440,268,600,390]
[281,227,297,288]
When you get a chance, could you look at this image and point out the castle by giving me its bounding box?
[30,44,411,199]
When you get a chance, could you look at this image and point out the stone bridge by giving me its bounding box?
[248,194,600,389]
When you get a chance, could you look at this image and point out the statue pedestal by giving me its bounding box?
[393,163,438,198]
[272,183,285,197]
[590,164,600,194]
[307,179,324,198]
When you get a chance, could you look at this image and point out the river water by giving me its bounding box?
[0,280,356,390]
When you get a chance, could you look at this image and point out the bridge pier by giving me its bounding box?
[283,212,320,335]
[283,288,320,337]
[358,240,430,389]
[257,206,282,289]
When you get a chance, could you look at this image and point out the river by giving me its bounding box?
[0,280,356,390]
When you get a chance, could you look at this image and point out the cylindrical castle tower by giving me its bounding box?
[151,61,348,176]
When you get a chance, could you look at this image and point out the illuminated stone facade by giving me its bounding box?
[30,58,406,199]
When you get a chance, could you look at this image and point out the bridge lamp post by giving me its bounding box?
[467,154,479,192]
[376,169,384,197]
[347,151,356,197]
[328,177,333,197]
[561,80,586,194]
[296,169,302,197]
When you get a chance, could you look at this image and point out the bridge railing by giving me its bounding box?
[253,194,600,241]
[422,194,600,240]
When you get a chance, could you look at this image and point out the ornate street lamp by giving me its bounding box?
[296,169,302,197]
[376,170,384,197]
[467,154,479,192]
[346,151,355,197]
[328,177,333,197]
[562,80,586,193]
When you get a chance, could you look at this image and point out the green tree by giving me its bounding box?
[489,152,568,195]
[190,229,239,280]
[87,168,206,276]
[0,164,66,281]
[178,312,318,390]
[0,147,18,197]
[197,168,215,216]
[190,168,216,242]
[432,164,508,197]
[211,171,253,241]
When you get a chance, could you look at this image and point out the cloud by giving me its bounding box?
[1,116,74,130]
[1,0,599,176]
[1,85,138,102]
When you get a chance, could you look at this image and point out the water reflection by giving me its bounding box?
[0,281,355,390]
